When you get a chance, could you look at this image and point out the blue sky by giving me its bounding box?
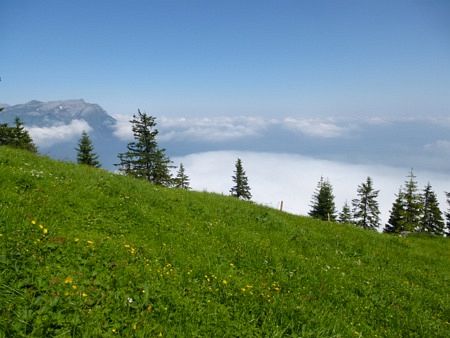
[2,0,450,117]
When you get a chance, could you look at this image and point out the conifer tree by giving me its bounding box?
[309,177,337,221]
[401,170,423,232]
[174,163,190,189]
[230,158,252,200]
[338,201,352,223]
[420,183,444,235]
[384,189,405,233]
[116,110,173,186]
[0,117,37,152]
[76,131,100,167]
[352,177,381,230]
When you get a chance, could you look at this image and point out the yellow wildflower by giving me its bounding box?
[43,228,48,234]
[87,240,94,245]
[112,328,117,333]
[38,224,44,229]
[31,220,36,225]
[64,276,73,284]
[74,238,79,242]
[72,284,77,290]
[82,292,88,297]
[222,280,228,285]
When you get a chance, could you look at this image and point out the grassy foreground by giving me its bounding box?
[0,147,449,337]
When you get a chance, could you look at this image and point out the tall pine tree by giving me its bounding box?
[116,110,173,186]
[352,177,381,230]
[76,131,100,167]
[230,158,252,200]
[384,189,405,233]
[309,177,336,221]
[401,170,423,232]
[174,163,190,189]
[338,201,353,224]
[420,183,444,235]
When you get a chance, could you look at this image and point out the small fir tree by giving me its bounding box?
[230,158,252,200]
[338,201,353,223]
[174,163,190,189]
[76,131,100,167]
[352,177,381,230]
[116,110,173,186]
[384,189,405,233]
[401,169,423,232]
[309,177,337,221]
[419,183,444,235]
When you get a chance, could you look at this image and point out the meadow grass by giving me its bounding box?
[1,147,449,337]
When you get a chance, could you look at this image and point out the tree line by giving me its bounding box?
[308,173,449,236]
[2,111,449,236]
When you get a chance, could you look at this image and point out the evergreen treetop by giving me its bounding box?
[309,177,336,221]
[116,110,173,186]
[420,182,444,235]
[352,177,380,230]
[76,131,100,167]
[384,188,405,233]
[174,163,190,190]
[401,169,423,232]
[230,158,252,200]
[338,201,353,224]
[0,117,37,153]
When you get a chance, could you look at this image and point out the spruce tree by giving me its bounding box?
[116,110,173,186]
[384,189,406,233]
[309,177,337,221]
[0,117,37,152]
[76,131,100,167]
[230,158,252,200]
[174,163,190,189]
[352,177,381,230]
[401,170,423,232]
[420,183,444,235]
[338,201,352,223]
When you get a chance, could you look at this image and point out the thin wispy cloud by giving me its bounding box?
[27,119,92,148]
[282,118,350,138]
[112,115,352,142]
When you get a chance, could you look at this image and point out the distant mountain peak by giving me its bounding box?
[1,99,116,128]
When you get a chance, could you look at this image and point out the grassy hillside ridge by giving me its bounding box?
[0,147,449,337]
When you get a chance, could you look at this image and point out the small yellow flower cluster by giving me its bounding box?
[271,282,281,292]
[32,219,48,235]
[240,284,253,293]
[63,276,87,298]
[124,244,136,255]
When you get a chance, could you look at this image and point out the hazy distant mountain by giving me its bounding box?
[0,99,123,169]
[0,99,116,130]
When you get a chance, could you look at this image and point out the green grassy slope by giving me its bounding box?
[1,147,449,337]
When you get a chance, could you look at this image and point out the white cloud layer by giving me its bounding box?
[112,115,350,142]
[174,151,450,230]
[282,117,348,138]
[27,119,92,147]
